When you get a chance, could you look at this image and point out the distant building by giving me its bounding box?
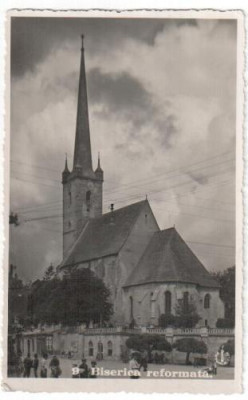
[59,36,224,328]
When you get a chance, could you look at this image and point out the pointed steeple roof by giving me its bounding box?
[95,152,104,181]
[62,154,70,183]
[95,152,103,171]
[73,35,93,177]
[63,154,69,173]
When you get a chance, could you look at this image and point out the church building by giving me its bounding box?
[59,36,224,328]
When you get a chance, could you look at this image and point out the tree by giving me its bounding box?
[30,268,113,326]
[158,313,177,328]
[211,266,235,327]
[126,334,172,354]
[174,300,201,328]
[8,264,30,329]
[173,338,208,365]
[220,339,235,356]
[43,264,55,281]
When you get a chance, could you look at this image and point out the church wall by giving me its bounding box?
[123,282,224,328]
[197,287,225,327]
[118,202,159,324]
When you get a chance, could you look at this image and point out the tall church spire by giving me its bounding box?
[73,35,93,176]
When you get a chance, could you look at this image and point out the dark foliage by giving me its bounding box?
[158,300,200,329]
[220,339,235,356]
[173,338,207,365]
[29,268,113,326]
[175,300,201,328]
[158,313,177,328]
[216,318,235,329]
[126,334,172,353]
[211,266,235,326]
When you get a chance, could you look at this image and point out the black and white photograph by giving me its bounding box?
[4,10,243,393]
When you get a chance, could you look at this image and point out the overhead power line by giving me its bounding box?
[186,240,234,249]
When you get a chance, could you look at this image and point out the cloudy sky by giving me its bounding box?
[9,17,237,281]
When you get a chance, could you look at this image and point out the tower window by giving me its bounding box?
[204,294,210,309]
[68,184,72,205]
[86,190,91,212]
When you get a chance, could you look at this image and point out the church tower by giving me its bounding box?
[62,35,103,258]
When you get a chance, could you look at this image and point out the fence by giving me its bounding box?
[82,326,234,338]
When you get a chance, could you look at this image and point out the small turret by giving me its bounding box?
[95,152,103,181]
[62,155,70,184]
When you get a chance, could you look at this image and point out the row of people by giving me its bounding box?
[22,353,62,378]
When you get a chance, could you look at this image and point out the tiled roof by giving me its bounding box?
[61,200,147,267]
[124,228,219,288]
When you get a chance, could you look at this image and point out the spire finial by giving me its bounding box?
[81,34,85,51]
[98,152,101,169]
[64,153,68,169]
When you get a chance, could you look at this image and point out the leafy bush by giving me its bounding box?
[173,338,207,365]
[220,339,235,356]
[216,318,234,328]
[126,334,172,353]
[158,314,177,328]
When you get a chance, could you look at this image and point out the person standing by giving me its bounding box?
[88,361,97,378]
[49,355,61,378]
[23,353,32,378]
[40,353,48,378]
[79,359,89,378]
[32,354,39,377]
[129,355,140,379]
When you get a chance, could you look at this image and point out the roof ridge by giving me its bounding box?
[102,199,147,218]
[159,227,176,234]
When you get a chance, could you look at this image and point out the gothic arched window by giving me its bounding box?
[88,341,94,356]
[97,341,103,360]
[204,294,210,309]
[150,292,155,318]
[165,291,172,314]
[107,341,113,356]
[86,190,91,212]
[129,296,133,320]
[183,292,189,313]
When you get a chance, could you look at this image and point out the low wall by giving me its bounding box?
[21,327,234,364]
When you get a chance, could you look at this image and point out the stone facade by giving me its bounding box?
[21,327,234,365]
[123,283,225,328]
